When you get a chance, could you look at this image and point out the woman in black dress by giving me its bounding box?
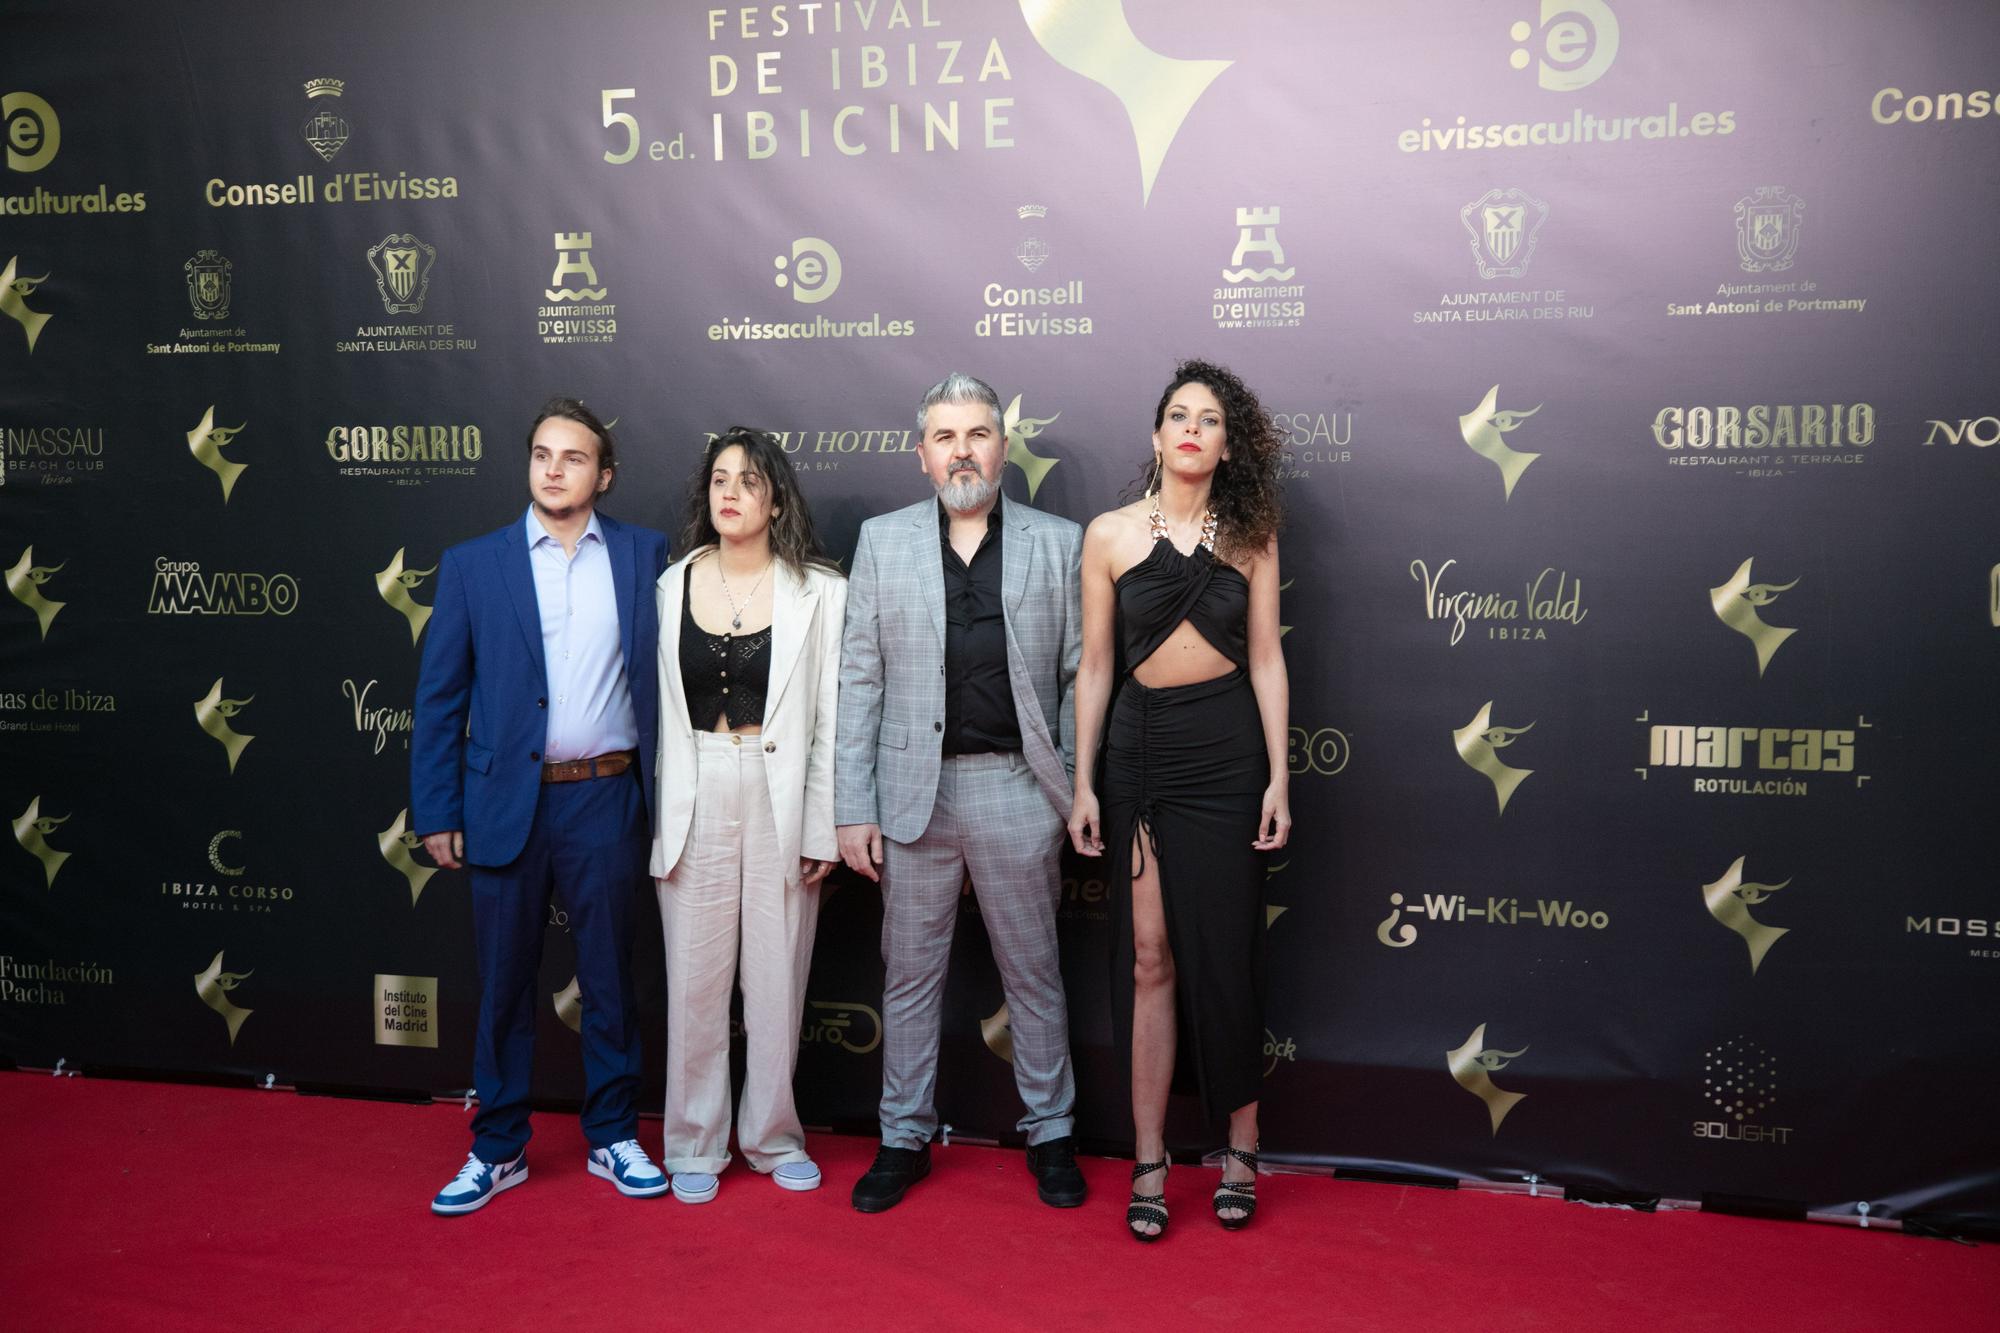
[1069,359,1291,1240]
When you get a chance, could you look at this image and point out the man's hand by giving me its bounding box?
[424,830,464,870]
[836,823,883,883]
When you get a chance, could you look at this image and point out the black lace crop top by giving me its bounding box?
[1114,538,1250,674]
[679,564,773,730]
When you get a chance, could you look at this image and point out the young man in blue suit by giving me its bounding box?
[412,397,671,1213]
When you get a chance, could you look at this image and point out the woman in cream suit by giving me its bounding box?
[652,426,847,1203]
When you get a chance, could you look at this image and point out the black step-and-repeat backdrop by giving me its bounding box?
[4,0,1997,1232]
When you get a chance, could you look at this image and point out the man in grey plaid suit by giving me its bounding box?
[836,371,1088,1212]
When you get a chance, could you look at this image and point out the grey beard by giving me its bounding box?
[936,470,997,513]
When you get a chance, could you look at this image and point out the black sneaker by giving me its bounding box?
[1026,1135,1087,1208]
[851,1142,932,1213]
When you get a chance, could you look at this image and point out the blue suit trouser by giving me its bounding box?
[469,772,646,1163]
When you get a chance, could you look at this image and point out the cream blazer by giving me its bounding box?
[650,549,847,883]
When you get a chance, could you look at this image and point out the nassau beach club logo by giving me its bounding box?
[1702,856,1792,974]
[301,78,351,162]
[1448,1023,1529,1134]
[367,233,436,314]
[1735,187,1804,273]
[1459,387,1542,500]
[1461,188,1549,279]
[1709,558,1798,677]
[6,546,66,640]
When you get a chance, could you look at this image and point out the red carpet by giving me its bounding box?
[2,1072,1993,1331]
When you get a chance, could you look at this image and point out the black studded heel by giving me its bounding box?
[1127,1159,1169,1242]
[1212,1145,1258,1230]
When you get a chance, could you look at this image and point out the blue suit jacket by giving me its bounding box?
[411,511,670,867]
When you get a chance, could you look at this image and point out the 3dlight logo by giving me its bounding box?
[773,236,841,304]
[1447,1023,1529,1135]
[1695,1036,1792,1144]
[4,92,59,172]
[1508,1,1620,92]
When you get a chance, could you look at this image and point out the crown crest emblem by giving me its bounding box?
[304,78,346,99]
[1015,203,1048,220]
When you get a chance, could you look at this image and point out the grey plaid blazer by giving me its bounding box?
[834,496,1082,844]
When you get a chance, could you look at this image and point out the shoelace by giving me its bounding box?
[448,1154,488,1189]
[607,1139,650,1171]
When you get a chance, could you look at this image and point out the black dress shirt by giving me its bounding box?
[939,498,1019,755]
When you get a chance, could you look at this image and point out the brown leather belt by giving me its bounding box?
[541,749,636,784]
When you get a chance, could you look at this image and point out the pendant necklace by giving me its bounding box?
[717,555,772,631]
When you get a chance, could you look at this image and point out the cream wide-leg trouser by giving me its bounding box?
[657,731,820,1175]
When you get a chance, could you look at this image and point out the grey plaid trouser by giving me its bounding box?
[877,750,1076,1148]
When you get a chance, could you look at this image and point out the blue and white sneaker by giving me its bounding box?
[671,1171,720,1205]
[431,1151,527,1215]
[587,1139,670,1198]
[773,1159,822,1192]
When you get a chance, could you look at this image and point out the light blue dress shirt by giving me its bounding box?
[524,507,638,762]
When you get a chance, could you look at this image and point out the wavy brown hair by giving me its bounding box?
[1146,358,1285,562]
[677,427,843,578]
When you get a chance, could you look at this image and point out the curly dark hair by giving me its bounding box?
[677,427,843,578]
[1145,358,1284,562]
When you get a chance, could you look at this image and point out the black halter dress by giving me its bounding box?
[1104,536,1268,1128]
